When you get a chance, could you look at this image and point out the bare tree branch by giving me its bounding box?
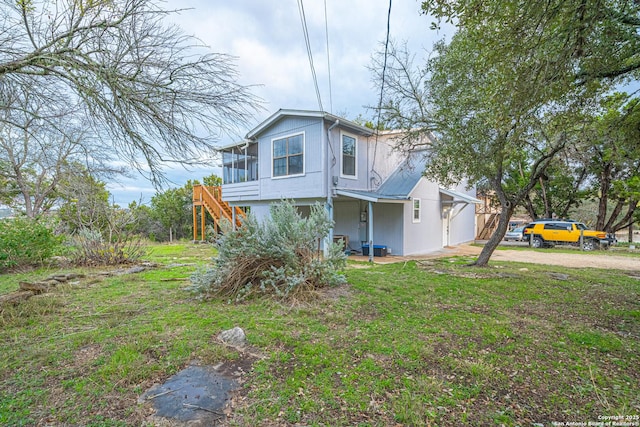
[0,0,262,185]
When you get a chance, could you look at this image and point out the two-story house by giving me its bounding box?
[219,109,479,256]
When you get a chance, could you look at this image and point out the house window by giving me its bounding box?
[412,198,421,223]
[341,133,357,178]
[272,133,304,177]
[222,143,259,184]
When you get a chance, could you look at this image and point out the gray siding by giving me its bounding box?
[333,200,362,251]
[371,203,404,255]
[329,130,405,192]
[258,117,327,200]
[222,181,259,202]
[334,200,403,255]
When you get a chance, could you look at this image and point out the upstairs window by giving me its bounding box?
[272,133,304,177]
[341,133,357,178]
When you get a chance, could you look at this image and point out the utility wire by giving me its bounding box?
[324,0,333,113]
[371,0,392,185]
[375,0,392,130]
[297,0,323,112]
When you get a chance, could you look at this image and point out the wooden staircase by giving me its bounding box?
[477,212,499,240]
[192,185,245,241]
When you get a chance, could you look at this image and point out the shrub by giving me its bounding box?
[69,227,146,266]
[189,200,347,301]
[67,207,146,266]
[0,216,62,271]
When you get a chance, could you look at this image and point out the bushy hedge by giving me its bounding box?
[0,217,62,271]
[190,201,347,301]
[68,227,146,266]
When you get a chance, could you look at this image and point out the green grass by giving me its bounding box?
[0,243,638,426]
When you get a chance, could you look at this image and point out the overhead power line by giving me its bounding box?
[324,0,333,113]
[375,0,392,130]
[371,0,393,187]
[297,0,323,112]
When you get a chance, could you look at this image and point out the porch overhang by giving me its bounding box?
[439,188,482,205]
[335,189,409,203]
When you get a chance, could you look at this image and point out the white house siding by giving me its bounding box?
[369,133,415,188]
[219,111,479,257]
[403,180,444,255]
[447,184,478,245]
[333,199,404,255]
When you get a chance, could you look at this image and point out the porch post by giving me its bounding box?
[193,206,197,241]
[368,201,374,263]
[232,208,236,231]
[200,205,205,241]
[325,201,334,257]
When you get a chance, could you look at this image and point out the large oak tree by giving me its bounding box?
[374,1,639,265]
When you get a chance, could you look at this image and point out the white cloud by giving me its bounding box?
[109,0,447,202]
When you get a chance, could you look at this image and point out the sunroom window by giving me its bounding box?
[222,143,258,184]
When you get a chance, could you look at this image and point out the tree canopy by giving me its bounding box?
[373,1,640,265]
[422,0,640,85]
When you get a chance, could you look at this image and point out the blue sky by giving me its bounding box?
[107,0,448,205]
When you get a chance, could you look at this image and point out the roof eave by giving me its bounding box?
[246,109,374,139]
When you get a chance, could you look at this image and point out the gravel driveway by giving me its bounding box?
[452,244,640,271]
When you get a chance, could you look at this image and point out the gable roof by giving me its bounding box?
[375,154,427,197]
[246,109,374,140]
[336,150,481,205]
[336,151,428,202]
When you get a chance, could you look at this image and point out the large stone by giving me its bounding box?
[140,364,237,425]
[218,327,247,347]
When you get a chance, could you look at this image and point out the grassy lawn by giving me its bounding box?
[0,243,638,426]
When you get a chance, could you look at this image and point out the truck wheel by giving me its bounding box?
[582,239,599,251]
[532,236,544,248]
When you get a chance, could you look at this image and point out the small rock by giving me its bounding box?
[549,272,569,281]
[218,327,247,347]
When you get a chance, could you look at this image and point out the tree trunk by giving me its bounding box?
[596,166,612,230]
[539,176,550,218]
[524,194,538,219]
[169,226,173,243]
[473,203,515,267]
[610,200,638,233]
[604,198,625,232]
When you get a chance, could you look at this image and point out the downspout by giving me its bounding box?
[325,119,340,256]
[232,208,236,232]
